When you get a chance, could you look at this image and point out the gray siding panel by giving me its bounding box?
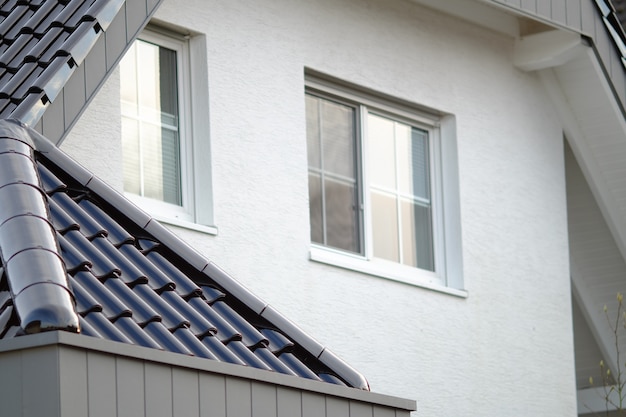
[349,401,373,417]
[581,0,596,35]
[105,5,128,71]
[0,342,414,417]
[64,65,87,130]
[566,0,582,31]
[373,406,396,417]
[551,0,568,25]
[520,0,537,13]
[125,0,148,42]
[59,348,88,417]
[226,378,252,416]
[326,397,350,417]
[116,357,145,416]
[277,387,302,417]
[173,368,200,416]
[86,352,117,417]
[21,347,60,417]
[252,382,278,417]
[84,35,107,99]
[0,351,22,417]
[302,392,326,417]
[537,0,551,17]
[199,373,227,417]
[42,92,65,144]
[145,363,173,417]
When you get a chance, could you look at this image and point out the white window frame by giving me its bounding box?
[306,73,465,296]
[121,26,216,234]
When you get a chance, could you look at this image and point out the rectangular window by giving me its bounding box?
[306,73,463,292]
[121,38,183,207]
[119,27,214,233]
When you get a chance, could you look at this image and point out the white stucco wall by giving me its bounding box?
[62,0,576,415]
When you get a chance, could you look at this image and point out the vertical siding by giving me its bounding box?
[199,373,226,417]
[145,363,173,417]
[172,368,200,416]
[21,347,61,417]
[326,397,350,417]
[225,378,252,416]
[86,352,117,417]
[277,387,302,417]
[0,351,24,417]
[252,382,278,417]
[59,348,88,417]
[125,0,149,42]
[302,392,326,417]
[0,345,412,417]
[349,401,374,417]
[63,64,87,130]
[84,35,107,99]
[116,357,146,416]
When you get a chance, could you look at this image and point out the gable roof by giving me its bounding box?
[0,118,369,390]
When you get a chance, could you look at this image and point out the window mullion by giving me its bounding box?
[361,105,373,260]
[393,121,404,265]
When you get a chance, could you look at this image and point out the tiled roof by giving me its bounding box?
[612,0,626,27]
[0,0,125,126]
[598,0,626,68]
[0,119,369,390]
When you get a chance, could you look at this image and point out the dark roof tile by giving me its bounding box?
[113,316,161,349]
[103,277,160,327]
[72,271,131,321]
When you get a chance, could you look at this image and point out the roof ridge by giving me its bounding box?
[0,118,78,334]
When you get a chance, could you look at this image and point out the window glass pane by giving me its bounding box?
[399,127,430,200]
[401,199,434,271]
[371,191,399,263]
[325,178,359,252]
[122,117,140,195]
[120,38,183,207]
[308,172,323,244]
[368,114,396,190]
[306,94,361,254]
[160,127,181,205]
[141,122,164,201]
[120,43,138,115]
[305,95,321,169]
[321,100,356,179]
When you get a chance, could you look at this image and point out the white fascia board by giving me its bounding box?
[514,30,586,71]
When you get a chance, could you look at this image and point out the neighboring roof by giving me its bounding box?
[611,0,626,28]
[0,119,369,390]
[0,0,161,145]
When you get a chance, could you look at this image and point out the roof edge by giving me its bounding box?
[27,123,371,390]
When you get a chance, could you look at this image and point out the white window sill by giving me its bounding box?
[152,214,218,235]
[309,246,468,298]
[125,193,218,235]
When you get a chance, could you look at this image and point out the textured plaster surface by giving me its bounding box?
[62,0,576,415]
